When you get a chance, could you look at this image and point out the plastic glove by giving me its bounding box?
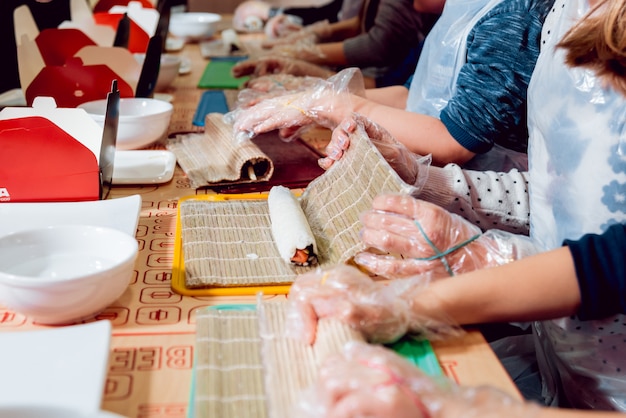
[232,56,335,79]
[236,75,325,109]
[297,341,538,418]
[319,113,431,188]
[287,264,463,345]
[224,68,365,144]
[233,0,271,32]
[264,14,303,38]
[356,194,539,278]
[244,74,323,93]
[262,19,332,48]
[269,37,327,61]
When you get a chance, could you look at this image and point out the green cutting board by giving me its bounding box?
[197,58,249,89]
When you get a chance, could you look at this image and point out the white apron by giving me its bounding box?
[406,0,503,116]
[406,0,527,172]
[528,0,626,409]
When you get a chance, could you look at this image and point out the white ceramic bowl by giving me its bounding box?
[169,12,221,41]
[134,53,182,91]
[78,98,173,150]
[0,225,138,325]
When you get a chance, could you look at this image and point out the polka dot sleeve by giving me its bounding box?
[416,164,530,235]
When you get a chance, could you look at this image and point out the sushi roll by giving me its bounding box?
[268,185,318,266]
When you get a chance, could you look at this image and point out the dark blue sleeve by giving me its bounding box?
[403,74,414,90]
[565,223,626,320]
[439,0,552,155]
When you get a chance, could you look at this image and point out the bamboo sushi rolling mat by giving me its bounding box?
[167,114,274,188]
[193,301,365,418]
[179,125,414,288]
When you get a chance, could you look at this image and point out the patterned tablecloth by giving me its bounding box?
[0,39,521,418]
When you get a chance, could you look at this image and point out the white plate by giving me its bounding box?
[0,195,141,238]
[0,321,112,413]
[112,150,176,184]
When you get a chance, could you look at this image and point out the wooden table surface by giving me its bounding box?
[0,33,521,418]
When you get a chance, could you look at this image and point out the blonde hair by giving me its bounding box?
[557,0,626,95]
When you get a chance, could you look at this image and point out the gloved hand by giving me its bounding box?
[236,75,325,109]
[233,0,271,32]
[269,37,327,61]
[296,341,538,418]
[319,113,431,188]
[262,19,332,48]
[232,56,335,79]
[224,68,366,144]
[244,74,323,93]
[286,264,463,345]
[264,14,303,38]
[356,194,539,278]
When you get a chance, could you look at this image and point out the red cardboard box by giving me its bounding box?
[0,97,104,203]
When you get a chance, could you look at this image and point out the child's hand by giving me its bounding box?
[302,342,438,418]
[356,194,489,278]
[286,265,428,345]
[234,74,324,110]
[298,341,537,418]
[225,69,364,143]
[232,56,333,79]
[320,114,431,188]
[225,89,334,143]
[244,74,321,93]
[262,19,331,48]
